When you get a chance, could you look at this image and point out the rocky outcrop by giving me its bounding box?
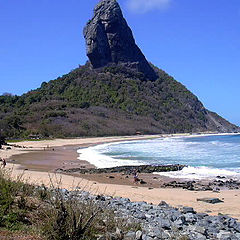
[84,0,158,81]
[57,164,186,174]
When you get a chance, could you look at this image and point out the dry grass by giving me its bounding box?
[0,169,140,240]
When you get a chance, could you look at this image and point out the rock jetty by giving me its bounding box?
[58,164,186,174]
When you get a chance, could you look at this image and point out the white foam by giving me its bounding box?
[77,142,143,168]
[77,135,240,175]
[154,166,240,180]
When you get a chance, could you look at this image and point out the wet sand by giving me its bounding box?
[11,145,95,172]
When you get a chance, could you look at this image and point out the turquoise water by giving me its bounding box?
[78,134,240,179]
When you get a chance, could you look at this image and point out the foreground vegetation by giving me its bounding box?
[0,64,237,139]
[0,169,137,239]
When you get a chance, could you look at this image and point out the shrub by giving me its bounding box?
[0,169,34,230]
[0,170,140,239]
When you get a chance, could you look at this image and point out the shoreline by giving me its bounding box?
[1,133,240,220]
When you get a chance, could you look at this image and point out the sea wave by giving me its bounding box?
[154,166,240,180]
[77,142,143,168]
[77,134,240,179]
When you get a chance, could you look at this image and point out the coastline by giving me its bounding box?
[1,133,240,220]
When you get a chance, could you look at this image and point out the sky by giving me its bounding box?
[0,0,239,126]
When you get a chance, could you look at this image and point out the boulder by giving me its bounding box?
[197,198,224,204]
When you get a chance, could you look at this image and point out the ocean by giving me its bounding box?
[77,134,240,180]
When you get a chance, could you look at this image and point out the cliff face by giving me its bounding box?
[84,0,158,81]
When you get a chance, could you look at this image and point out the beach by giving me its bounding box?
[1,134,240,220]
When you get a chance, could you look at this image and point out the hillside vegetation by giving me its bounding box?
[0,63,238,139]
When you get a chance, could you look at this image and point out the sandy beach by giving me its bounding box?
[1,134,240,220]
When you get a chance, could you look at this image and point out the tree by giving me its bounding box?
[0,131,5,149]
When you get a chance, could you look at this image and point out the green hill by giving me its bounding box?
[0,63,238,139]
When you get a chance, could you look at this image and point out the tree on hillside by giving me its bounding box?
[0,133,5,149]
[0,130,6,149]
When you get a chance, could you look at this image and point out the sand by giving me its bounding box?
[1,134,240,220]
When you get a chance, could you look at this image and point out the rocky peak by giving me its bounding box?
[84,0,158,81]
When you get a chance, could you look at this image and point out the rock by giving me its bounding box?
[184,213,197,223]
[136,213,146,220]
[197,197,224,204]
[196,213,208,219]
[182,207,196,214]
[189,232,207,240]
[107,175,115,179]
[188,225,206,235]
[125,231,136,239]
[63,164,186,174]
[140,179,147,184]
[145,214,152,219]
[83,0,158,81]
[217,176,226,179]
[135,230,143,240]
[235,233,240,239]
[147,228,161,238]
[158,201,169,207]
[160,219,171,230]
[115,227,123,238]
[95,195,106,201]
[227,218,237,228]
[217,230,239,240]
[56,184,240,240]
[142,236,154,240]
[234,222,240,232]
[174,218,184,229]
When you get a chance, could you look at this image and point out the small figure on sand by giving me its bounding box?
[133,169,139,184]
[1,158,6,168]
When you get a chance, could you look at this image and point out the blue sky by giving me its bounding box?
[0,0,239,126]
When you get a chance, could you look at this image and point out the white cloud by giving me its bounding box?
[127,0,171,13]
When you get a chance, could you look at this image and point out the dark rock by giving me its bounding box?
[158,201,169,207]
[140,179,147,184]
[95,195,106,201]
[197,198,224,204]
[234,223,240,232]
[217,176,226,179]
[62,164,186,175]
[107,176,115,179]
[182,207,196,214]
[84,0,158,81]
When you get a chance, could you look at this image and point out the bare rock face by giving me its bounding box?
[84,0,158,81]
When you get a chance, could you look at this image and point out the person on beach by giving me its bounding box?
[133,169,139,184]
